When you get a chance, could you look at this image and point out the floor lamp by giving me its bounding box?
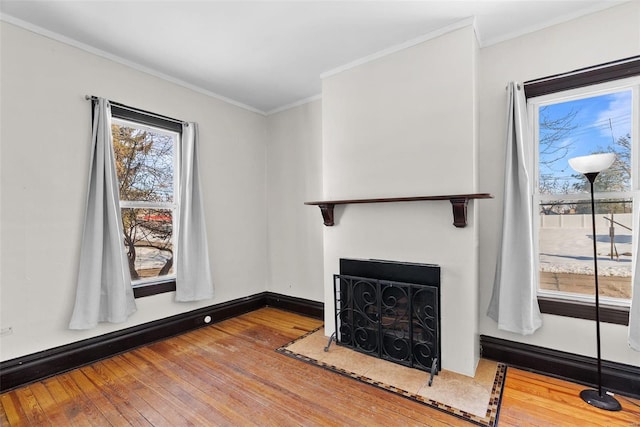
[568,152,622,412]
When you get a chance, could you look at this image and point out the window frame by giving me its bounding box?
[530,81,637,305]
[524,56,640,325]
[109,103,183,298]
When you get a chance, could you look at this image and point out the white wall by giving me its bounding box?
[322,26,481,376]
[0,22,268,361]
[266,100,324,301]
[478,2,640,366]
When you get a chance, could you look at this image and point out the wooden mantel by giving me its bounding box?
[305,193,493,228]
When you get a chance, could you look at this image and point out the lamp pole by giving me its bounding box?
[568,154,621,412]
[586,173,604,397]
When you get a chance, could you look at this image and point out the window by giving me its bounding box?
[110,105,182,294]
[527,60,639,323]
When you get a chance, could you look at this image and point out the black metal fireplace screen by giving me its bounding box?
[330,271,441,385]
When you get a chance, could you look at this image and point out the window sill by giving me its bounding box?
[538,296,629,326]
[133,280,176,298]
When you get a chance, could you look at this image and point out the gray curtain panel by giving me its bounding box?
[69,98,136,329]
[487,82,542,335]
[175,122,214,302]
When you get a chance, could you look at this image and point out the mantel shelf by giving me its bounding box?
[305,193,493,228]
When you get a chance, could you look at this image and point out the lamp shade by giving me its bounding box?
[568,153,615,174]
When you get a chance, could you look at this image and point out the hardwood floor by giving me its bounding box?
[1,307,639,426]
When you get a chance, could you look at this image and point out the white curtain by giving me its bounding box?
[629,199,640,350]
[175,122,214,301]
[487,82,542,335]
[69,98,136,329]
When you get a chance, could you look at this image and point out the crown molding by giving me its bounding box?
[0,13,266,116]
[320,16,477,80]
[266,93,322,116]
[480,1,627,47]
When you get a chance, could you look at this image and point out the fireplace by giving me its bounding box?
[329,258,441,385]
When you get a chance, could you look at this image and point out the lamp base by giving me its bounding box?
[580,389,622,411]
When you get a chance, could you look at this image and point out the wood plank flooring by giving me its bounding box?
[1,307,639,426]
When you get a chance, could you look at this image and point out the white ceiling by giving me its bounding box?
[0,1,625,114]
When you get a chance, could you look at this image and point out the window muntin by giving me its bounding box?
[112,117,179,286]
[530,78,638,307]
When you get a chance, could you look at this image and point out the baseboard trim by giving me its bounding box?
[480,335,640,399]
[0,292,323,392]
[265,292,324,319]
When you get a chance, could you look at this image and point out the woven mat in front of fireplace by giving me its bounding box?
[276,327,505,427]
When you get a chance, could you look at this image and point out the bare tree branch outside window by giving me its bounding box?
[112,123,175,281]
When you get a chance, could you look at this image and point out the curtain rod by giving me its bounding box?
[85,95,187,126]
[523,55,640,86]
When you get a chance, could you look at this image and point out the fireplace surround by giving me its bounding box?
[328,258,441,385]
